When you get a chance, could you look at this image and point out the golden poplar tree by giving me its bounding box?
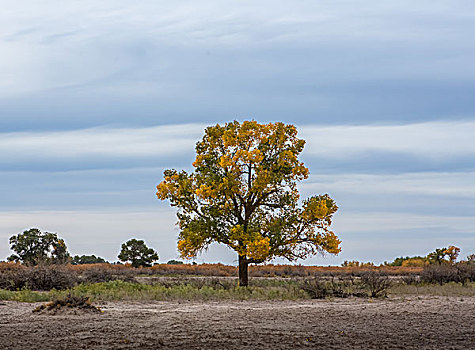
[156,121,341,286]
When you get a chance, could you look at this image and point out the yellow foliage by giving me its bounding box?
[302,199,329,221]
[195,185,218,199]
[319,231,342,254]
[246,237,270,261]
[177,239,198,259]
[401,258,428,267]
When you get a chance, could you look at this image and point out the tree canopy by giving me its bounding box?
[118,239,159,267]
[8,228,70,266]
[156,121,341,286]
[71,255,107,265]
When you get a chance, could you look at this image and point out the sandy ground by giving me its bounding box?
[0,296,474,349]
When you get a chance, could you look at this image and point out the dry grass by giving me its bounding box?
[391,282,475,296]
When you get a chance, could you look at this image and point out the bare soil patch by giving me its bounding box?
[0,296,473,349]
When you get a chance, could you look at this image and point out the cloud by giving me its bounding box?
[300,121,475,160]
[0,124,205,170]
[1,1,475,130]
[303,172,475,199]
[0,120,473,171]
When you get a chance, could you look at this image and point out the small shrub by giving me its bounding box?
[301,278,331,299]
[301,275,368,299]
[360,271,392,297]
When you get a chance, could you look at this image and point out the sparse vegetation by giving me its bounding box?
[1,246,474,302]
[0,264,78,291]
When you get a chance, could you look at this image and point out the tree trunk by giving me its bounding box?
[238,255,249,287]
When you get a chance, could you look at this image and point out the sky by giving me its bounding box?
[0,1,474,265]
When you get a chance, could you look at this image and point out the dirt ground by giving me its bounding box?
[0,296,474,349]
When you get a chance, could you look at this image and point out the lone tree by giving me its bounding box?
[8,228,70,266]
[157,121,341,286]
[118,239,159,267]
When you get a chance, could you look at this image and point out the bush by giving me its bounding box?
[300,278,334,299]
[301,274,366,299]
[421,265,459,285]
[360,271,392,297]
[0,265,78,291]
[456,263,475,285]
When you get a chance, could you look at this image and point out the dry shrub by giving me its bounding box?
[150,263,236,276]
[33,294,102,314]
[300,278,330,299]
[360,271,392,297]
[421,264,475,285]
[68,262,422,279]
[0,263,135,291]
[250,264,421,278]
[455,263,475,285]
[301,275,366,299]
[301,271,392,299]
[0,265,78,291]
[80,267,118,283]
[0,262,25,272]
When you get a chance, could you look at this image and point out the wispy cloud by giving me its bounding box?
[301,121,475,160]
[1,1,474,129]
[303,172,475,199]
[1,121,473,171]
[0,124,204,167]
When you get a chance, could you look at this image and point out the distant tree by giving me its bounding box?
[8,228,70,266]
[341,260,374,267]
[157,121,340,286]
[117,239,159,267]
[427,248,448,265]
[465,254,475,265]
[444,246,460,264]
[71,255,107,265]
[401,257,428,267]
[386,256,428,267]
[166,259,184,265]
[427,246,460,265]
